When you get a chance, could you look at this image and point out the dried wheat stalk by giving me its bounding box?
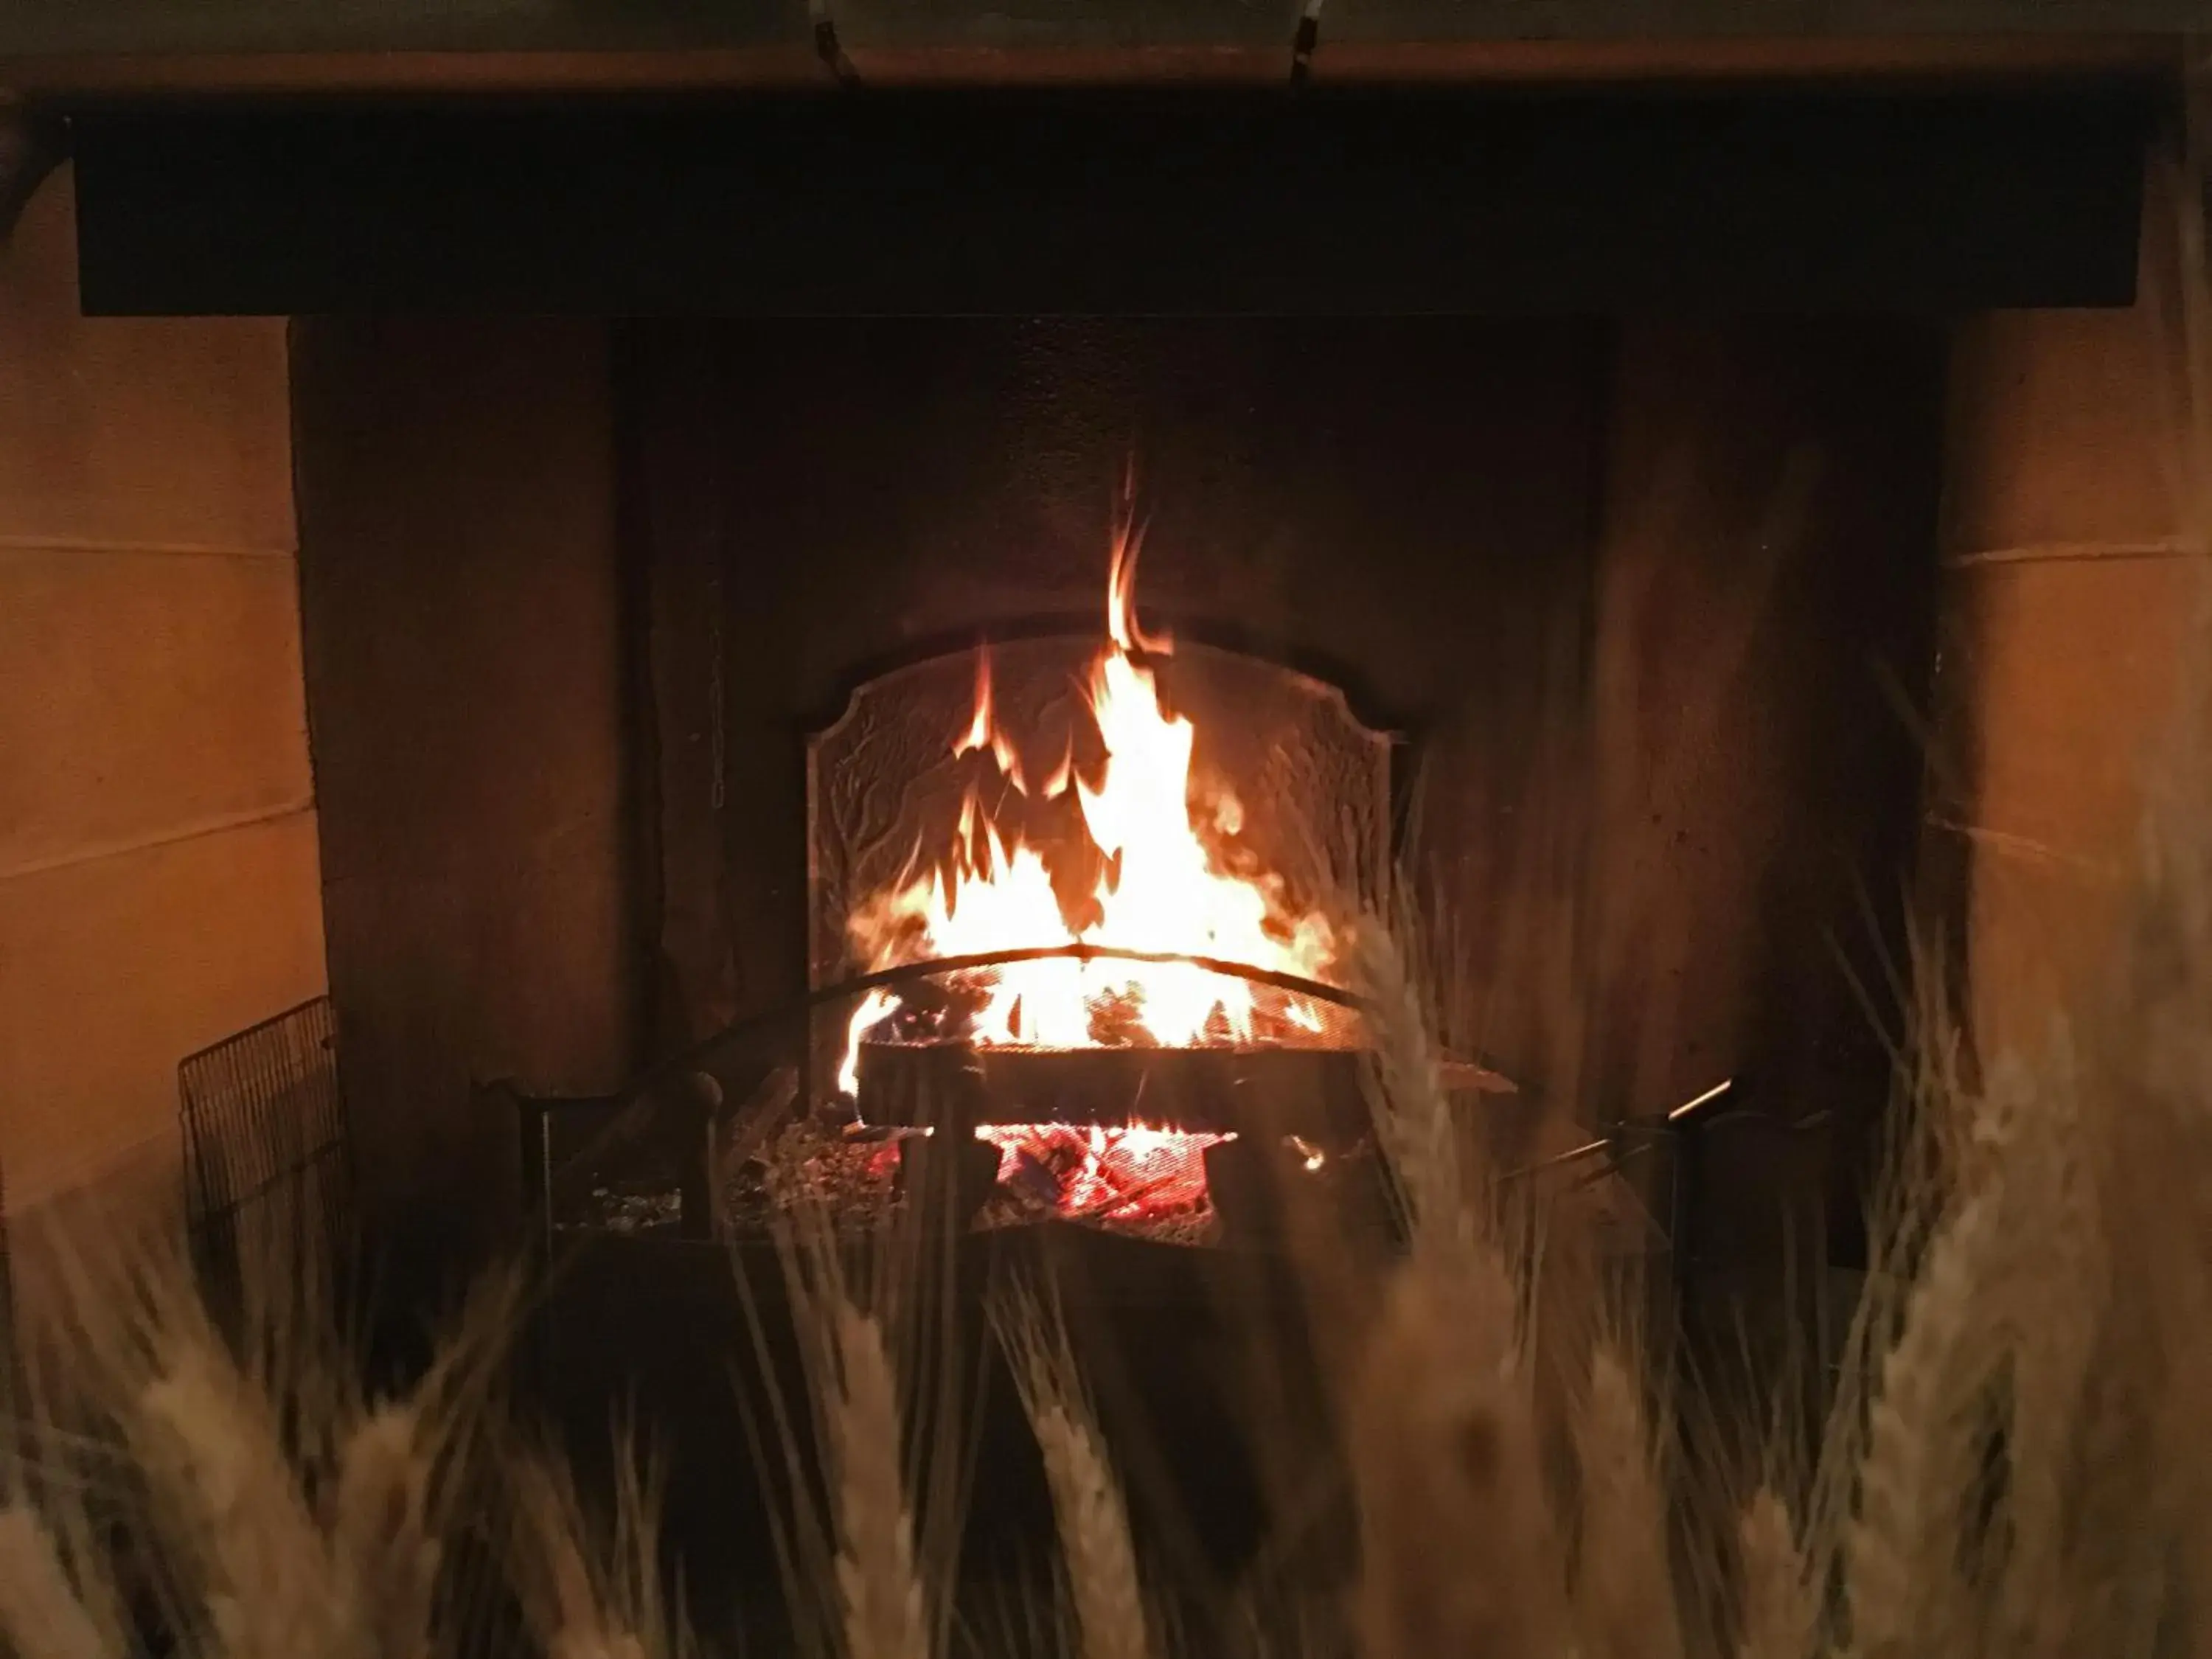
[1978,1051,2104,1659]
[828,1301,928,1659]
[0,1502,115,1659]
[1028,1401,1148,1659]
[129,1343,358,1659]
[1734,1489,1812,1659]
[508,1445,610,1655]
[1346,883,1579,1659]
[1844,1189,2004,1659]
[328,1401,442,1659]
[993,1286,1149,1659]
[1349,1244,1563,1659]
[1574,1343,1683,1659]
[507,1433,692,1659]
[1351,919,1463,1251]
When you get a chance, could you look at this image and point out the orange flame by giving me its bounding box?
[840,538,1338,1083]
[1105,513,1170,657]
[953,650,1024,788]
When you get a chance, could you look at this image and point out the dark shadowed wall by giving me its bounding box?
[291,319,642,1288]
[1587,322,1946,1417]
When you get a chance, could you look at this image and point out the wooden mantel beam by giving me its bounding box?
[0,4,2189,100]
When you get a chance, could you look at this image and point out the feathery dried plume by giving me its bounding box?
[0,1502,116,1659]
[992,1284,1148,1659]
[1843,1188,2004,1659]
[1573,1342,1683,1659]
[1733,1489,1812,1659]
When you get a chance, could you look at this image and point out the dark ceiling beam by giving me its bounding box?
[69,87,2152,316]
[0,0,2189,97]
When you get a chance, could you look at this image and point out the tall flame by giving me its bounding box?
[840,532,1335,1089]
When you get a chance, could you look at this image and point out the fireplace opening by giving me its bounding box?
[804,515,1382,1242]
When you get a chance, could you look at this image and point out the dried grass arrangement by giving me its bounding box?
[7,108,2212,1659]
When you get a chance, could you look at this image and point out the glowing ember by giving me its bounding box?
[838,521,1339,1089]
[975,1122,1228,1220]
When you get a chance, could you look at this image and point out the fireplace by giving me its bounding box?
[0,38,2196,1638]
[796,514,1374,1229]
[526,281,1975,1264]
[8,75,2159,1278]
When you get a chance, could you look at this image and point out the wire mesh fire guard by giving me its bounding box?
[177,995,352,1310]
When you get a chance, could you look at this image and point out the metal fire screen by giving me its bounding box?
[178,995,352,1303]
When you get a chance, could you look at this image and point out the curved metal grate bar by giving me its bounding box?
[639,943,1368,1114]
[811,942,1363,1015]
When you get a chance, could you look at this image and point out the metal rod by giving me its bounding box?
[814,943,1362,1014]
[1668,1077,1735,1121]
[636,942,1368,1108]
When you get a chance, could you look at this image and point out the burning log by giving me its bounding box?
[852,1038,1367,1142]
[852,1037,1373,1238]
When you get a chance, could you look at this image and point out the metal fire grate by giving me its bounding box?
[177,996,351,1304]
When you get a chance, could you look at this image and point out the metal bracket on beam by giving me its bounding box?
[1290,0,1324,84]
[812,2,862,87]
[0,102,67,246]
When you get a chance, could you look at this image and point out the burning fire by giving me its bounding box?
[838,524,1340,1092]
[974,1121,1229,1220]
